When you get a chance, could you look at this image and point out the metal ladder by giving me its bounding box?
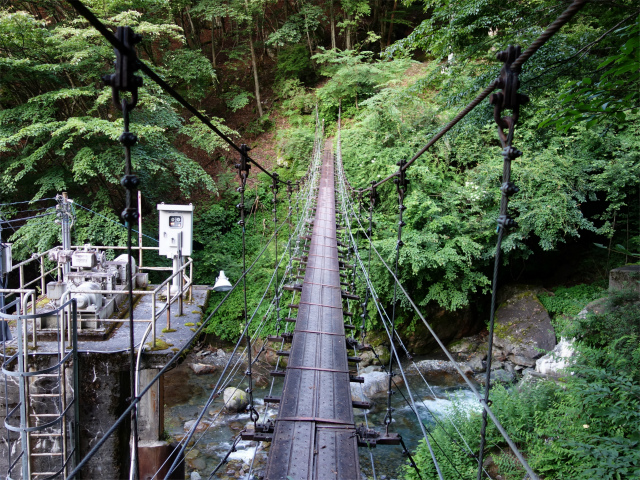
[2,299,80,480]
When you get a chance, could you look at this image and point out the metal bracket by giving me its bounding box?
[489,45,530,147]
[102,26,143,111]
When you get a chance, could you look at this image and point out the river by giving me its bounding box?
[164,355,479,480]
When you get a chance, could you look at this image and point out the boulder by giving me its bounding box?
[466,352,486,372]
[183,420,211,433]
[223,387,249,413]
[535,338,575,376]
[188,363,216,375]
[493,290,556,360]
[447,333,485,354]
[476,368,515,385]
[609,265,640,294]
[411,360,473,384]
[400,305,477,355]
[358,344,390,368]
[507,354,536,368]
[351,371,403,402]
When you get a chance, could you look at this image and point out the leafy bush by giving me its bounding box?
[538,283,607,317]
[275,44,315,84]
[221,85,254,112]
[409,290,640,479]
[276,124,315,165]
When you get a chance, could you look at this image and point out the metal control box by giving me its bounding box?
[157,204,194,258]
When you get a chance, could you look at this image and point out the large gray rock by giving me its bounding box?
[401,305,478,354]
[466,352,486,372]
[188,363,216,375]
[447,333,485,355]
[535,338,575,376]
[411,360,473,384]
[476,368,515,385]
[223,387,249,413]
[358,345,390,368]
[351,371,403,402]
[493,291,556,360]
[609,265,640,293]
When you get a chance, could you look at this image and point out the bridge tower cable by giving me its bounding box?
[476,44,528,478]
[337,140,493,480]
[335,138,445,480]
[99,23,146,480]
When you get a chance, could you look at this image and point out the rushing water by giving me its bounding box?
[164,356,478,480]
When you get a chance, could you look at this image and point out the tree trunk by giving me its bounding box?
[248,26,263,117]
[387,0,398,47]
[330,2,336,49]
[185,7,200,47]
[345,13,351,50]
[211,15,216,68]
[304,13,313,56]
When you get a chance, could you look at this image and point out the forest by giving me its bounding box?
[0,0,639,478]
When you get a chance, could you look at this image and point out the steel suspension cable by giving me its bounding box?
[66,0,284,185]
[335,145,444,480]
[191,121,324,480]
[357,0,588,194]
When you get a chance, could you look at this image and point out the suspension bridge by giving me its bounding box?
[0,0,591,479]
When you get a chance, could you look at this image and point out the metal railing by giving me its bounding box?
[1,299,80,480]
[4,244,192,349]
[59,255,193,348]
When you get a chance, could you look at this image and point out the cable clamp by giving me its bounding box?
[497,214,517,231]
[500,182,520,196]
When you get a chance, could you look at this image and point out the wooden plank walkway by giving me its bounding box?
[263,141,361,480]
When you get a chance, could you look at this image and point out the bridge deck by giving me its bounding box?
[264,141,360,480]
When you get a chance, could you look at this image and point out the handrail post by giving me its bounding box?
[151,291,156,347]
[166,283,171,333]
[178,266,183,317]
[188,261,193,302]
[40,257,45,296]
[71,299,80,473]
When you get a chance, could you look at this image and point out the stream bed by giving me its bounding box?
[164,355,479,480]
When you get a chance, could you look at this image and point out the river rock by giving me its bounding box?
[535,338,575,376]
[401,305,477,354]
[191,472,202,480]
[411,360,473,384]
[185,448,206,471]
[189,363,217,375]
[184,420,211,433]
[351,371,403,402]
[609,265,640,293]
[358,344,390,368]
[476,368,515,385]
[507,354,536,367]
[466,352,486,372]
[493,290,556,361]
[447,333,485,354]
[223,387,249,413]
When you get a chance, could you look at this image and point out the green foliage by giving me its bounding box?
[276,124,315,166]
[313,48,414,119]
[275,45,315,84]
[0,5,239,257]
[542,22,639,132]
[410,291,640,479]
[564,289,640,358]
[335,1,640,313]
[538,283,607,318]
[266,5,324,49]
[221,85,253,112]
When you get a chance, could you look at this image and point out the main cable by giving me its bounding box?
[66,0,284,184]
